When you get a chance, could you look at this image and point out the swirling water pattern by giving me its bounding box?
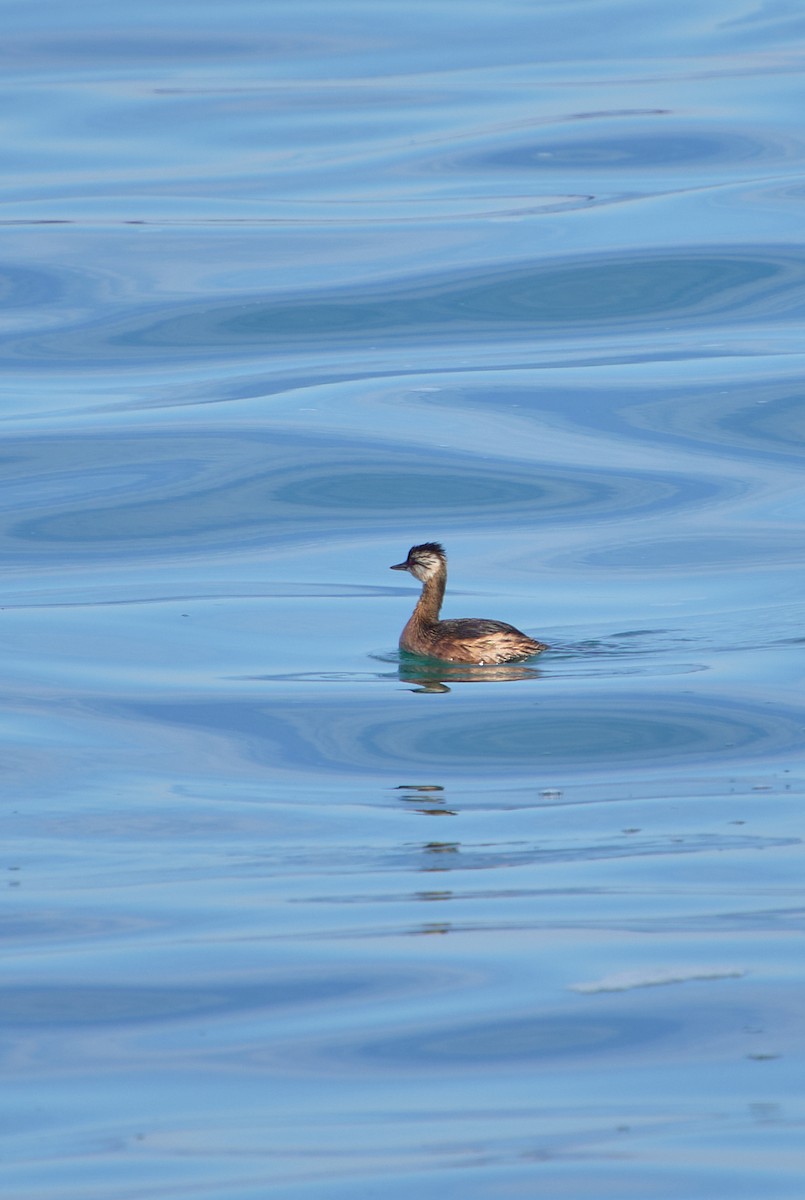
[4,3,805,1198]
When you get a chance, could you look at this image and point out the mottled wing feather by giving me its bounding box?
[436,618,525,638]
[429,618,545,664]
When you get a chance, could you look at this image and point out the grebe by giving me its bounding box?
[390,542,546,664]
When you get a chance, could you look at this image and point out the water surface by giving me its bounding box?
[3,3,805,1198]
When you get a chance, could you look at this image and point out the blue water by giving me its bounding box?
[4,3,805,1197]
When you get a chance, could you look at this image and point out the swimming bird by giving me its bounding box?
[390,542,546,664]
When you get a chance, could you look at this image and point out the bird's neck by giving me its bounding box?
[412,571,445,627]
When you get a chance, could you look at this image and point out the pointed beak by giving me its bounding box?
[390,560,409,572]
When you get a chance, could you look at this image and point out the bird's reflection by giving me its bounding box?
[398,657,541,692]
[395,788,460,931]
[395,783,456,815]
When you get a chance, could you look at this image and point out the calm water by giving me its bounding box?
[4,3,805,1197]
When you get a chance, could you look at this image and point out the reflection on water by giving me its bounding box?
[398,657,540,690]
[31,684,794,791]
[5,2,805,1199]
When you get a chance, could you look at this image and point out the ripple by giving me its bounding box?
[0,911,155,946]
[357,1011,671,1068]
[0,970,389,1028]
[0,263,65,310]
[577,532,805,572]
[462,129,783,173]
[119,690,805,780]
[9,245,805,366]
[267,980,805,1078]
[274,466,542,511]
[1,428,710,561]
[624,380,805,464]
